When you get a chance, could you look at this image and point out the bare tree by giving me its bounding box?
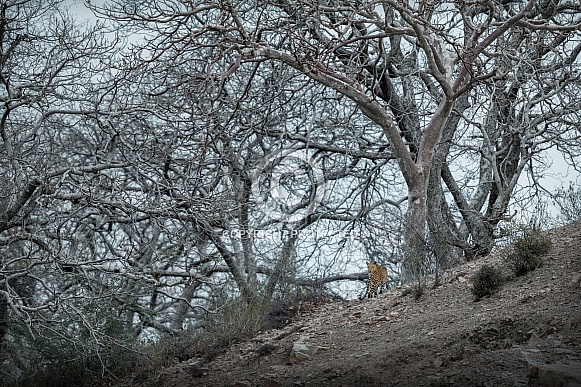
[0,0,147,378]
[98,0,581,285]
[96,5,408,301]
[0,2,408,382]
[2,1,578,382]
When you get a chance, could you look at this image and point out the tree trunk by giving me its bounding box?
[426,94,471,268]
[169,282,199,331]
[209,230,256,304]
[401,174,429,284]
[399,98,456,284]
[0,285,7,342]
[262,230,299,302]
[254,0,532,279]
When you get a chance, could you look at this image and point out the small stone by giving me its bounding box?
[269,365,287,372]
[184,364,205,378]
[288,351,311,364]
[570,273,581,289]
[564,318,573,332]
[288,341,318,364]
[529,332,542,345]
[462,346,481,358]
[260,378,281,387]
[434,357,444,367]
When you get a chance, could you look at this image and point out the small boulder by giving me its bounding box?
[288,341,318,364]
[532,362,581,387]
[570,273,581,289]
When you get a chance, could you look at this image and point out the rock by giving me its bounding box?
[231,381,253,387]
[288,341,318,364]
[289,350,311,364]
[255,343,277,357]
[564,317,573,333]
[260,378,281,387]
[433,357,444,367]
[570,273,581,289]
[521,349,544,369]
[528,331,543,345]
[532,362,581,387]
[184,364,206,377]
[462,346,482,358]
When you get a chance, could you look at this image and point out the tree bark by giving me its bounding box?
[262,230,299,302]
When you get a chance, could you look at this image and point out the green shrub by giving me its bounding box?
[471,264,504,301]
[505,226,552,276]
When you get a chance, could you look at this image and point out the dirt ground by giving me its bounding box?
[128,222,581,387]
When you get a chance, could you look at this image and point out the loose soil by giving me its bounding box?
[125,222,581,386]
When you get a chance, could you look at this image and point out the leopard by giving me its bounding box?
[359,261,388,299]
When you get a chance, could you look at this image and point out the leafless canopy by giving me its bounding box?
[1,0,580,381]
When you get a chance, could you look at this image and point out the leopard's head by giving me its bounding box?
[366,261,380,271]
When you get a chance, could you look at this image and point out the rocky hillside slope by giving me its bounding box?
[132,222,581,387]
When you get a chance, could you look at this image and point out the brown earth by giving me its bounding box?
[128,222,581,387]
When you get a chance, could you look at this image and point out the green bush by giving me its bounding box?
[505,226,552,276]
[471,264,504,301]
